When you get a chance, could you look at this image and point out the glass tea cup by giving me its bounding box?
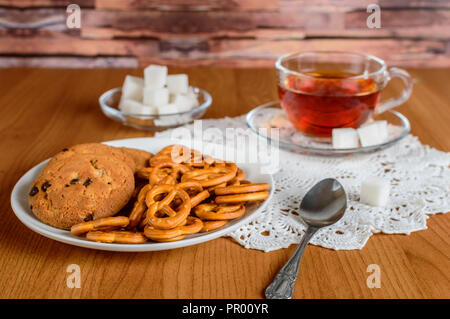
[275,51,413,137]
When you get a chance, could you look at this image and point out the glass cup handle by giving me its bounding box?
[375,67,413,115]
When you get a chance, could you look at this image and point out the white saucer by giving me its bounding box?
[246,101,410,156]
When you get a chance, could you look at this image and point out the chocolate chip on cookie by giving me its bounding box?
[41,181,51,192]
[83,178,92,187]
[29,186,39,196]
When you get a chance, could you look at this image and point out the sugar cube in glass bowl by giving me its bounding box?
[156,103,180,115]
[119,99,157,115]
[143,87,169,107]
[121,75,144,101]
[360,176,390,207]
[144,65,167,89]
[167,74,189,94]
[173,93,198,112]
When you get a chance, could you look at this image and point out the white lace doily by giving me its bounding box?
[155,116,450,251]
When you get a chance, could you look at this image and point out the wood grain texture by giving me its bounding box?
[0,68,449,299]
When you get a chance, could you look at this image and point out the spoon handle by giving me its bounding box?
[265,226,318,299]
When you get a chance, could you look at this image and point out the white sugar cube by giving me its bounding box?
[332,128,359,149]
[138,105,158,115]
[173,93,197,112]
[119,99,157,115]
[373,120,388,141]
[357,121,388,147]
[156,103,180,115]
[186,86,198,98]
[169,87,197,102]
[175,87,200,109]
[143,87,169,107]
[119,98,142,112]
[121,75,144,101]
[144,65,167,89]
[360,177,390,207]
[270,113,291,128]
[186,88,199,108]
[167,74,189,94]
[185,88,199,108]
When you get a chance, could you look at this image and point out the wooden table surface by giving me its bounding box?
[0,68,449,299]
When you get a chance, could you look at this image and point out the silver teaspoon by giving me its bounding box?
[265,178,347,299]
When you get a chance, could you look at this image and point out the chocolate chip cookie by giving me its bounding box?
[29,153,135,230]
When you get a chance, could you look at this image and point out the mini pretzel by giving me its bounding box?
[128,201,146,230]
[215,191,270,204]
[145,184,191,229]
[158,175,177,185]
[140,207,191,229]
[236,168,245,181]
[184,153,217,169]
[127,184,152,229]
[136,167,152,180]
[206,182,227,192]
[190,190,210,207]
[86,230,147,244]
[200,220,228,232]
[226,179,241,187]
[144,216,203,241]
[149,146,178,166]
[150,145,192,166]
[214,183,270,195]
[181,162,237,187]
[71,216,130,236]
[176,181,210,207]
[225,168,245,186]
[176,181,203,194]
[194,203,245,220]
[149,161,189,185]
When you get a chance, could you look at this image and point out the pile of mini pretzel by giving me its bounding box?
[70,145,270,244]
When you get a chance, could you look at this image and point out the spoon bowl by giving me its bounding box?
[299,178,347,227]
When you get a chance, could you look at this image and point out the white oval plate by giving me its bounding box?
[10,137,273,252]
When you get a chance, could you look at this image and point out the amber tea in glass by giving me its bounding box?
[276,52,413,137]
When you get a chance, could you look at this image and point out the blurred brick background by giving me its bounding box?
[0,0,449,68]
